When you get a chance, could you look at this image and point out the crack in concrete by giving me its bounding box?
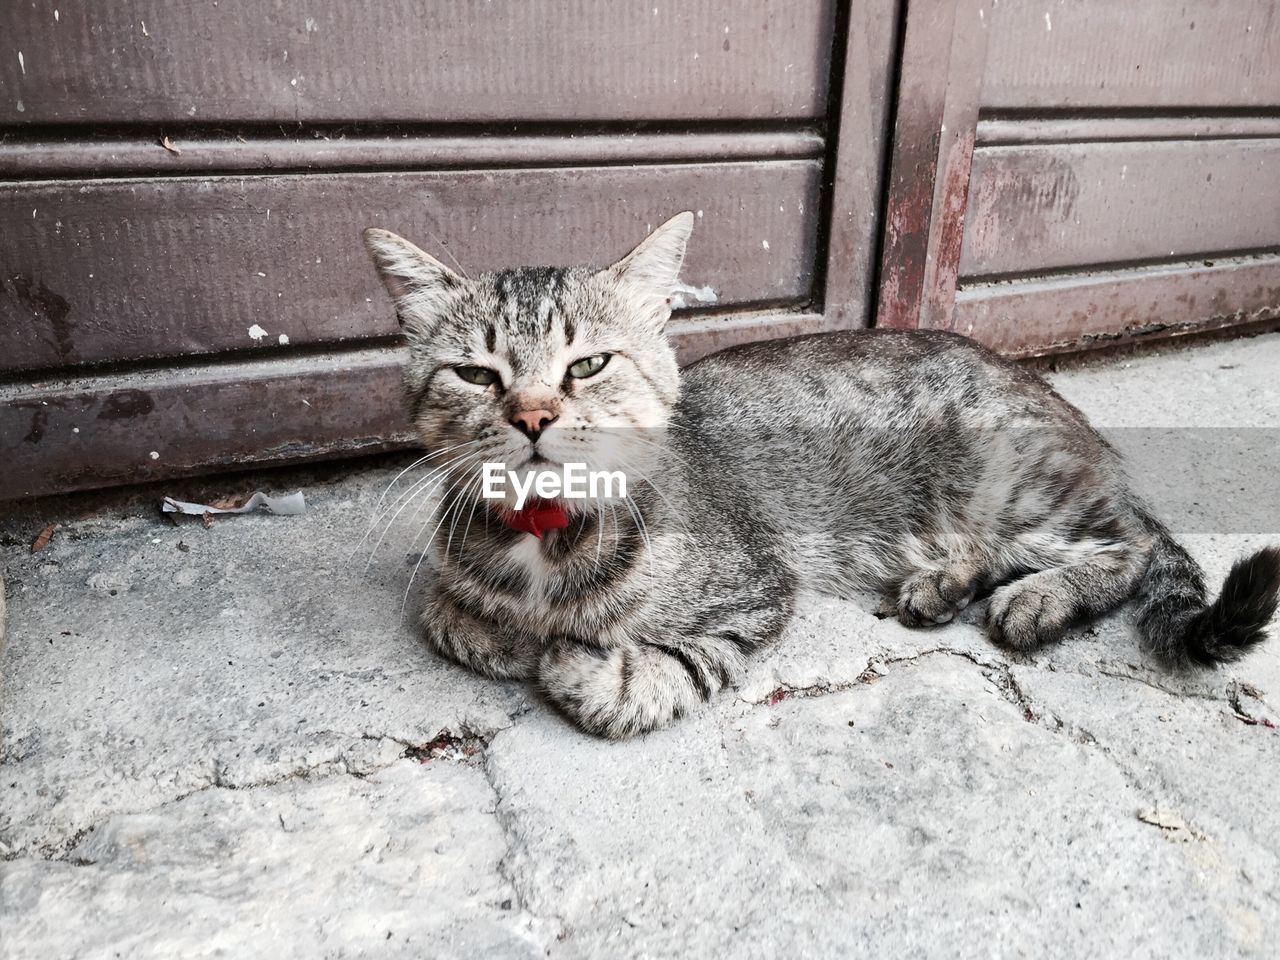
[479,729,569,947]
[739,645,998,708]
[747,676,864,707]
[14,637,1252,865]
[3,716,572,951]
[995,670,1280,911]
[1014,697,1280,914]
[1226,680,1278,729]
[1095,664,1224,702]
[4,725,510,865]
[893,653,1280,911]
[12,759,369,866]
[1001,673,1280,911]
[740,645,1034,720]
[734,642,1226,829]
[734,638,1280,918]
[876,646,1054,727]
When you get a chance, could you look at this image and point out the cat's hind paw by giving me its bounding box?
[894,569,976,627]
[986,574,1075,650]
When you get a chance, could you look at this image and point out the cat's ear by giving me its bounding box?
[362,227,464,329]
[604,211,695,307]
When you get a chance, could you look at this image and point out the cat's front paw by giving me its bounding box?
[986,574,1074,650]
[538,640,702,738]
[422,612,540,680]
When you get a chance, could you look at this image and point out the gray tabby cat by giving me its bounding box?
[363,213,1280,738]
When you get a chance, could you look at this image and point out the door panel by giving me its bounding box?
[877,0,1280,356]
[2,348,409,500]
[954,254,1280,358]
[982,0,1280,109]
[2,160,822,373]
[2,0,838,124]
[0,130,824,179]
[1,0,904,500]
[961,139,1280,277]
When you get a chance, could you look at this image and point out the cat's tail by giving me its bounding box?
[1132,514,1280,665]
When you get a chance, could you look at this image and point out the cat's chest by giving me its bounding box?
[445,523,653,641]
[484,534,641,640]
[505,537,556,601]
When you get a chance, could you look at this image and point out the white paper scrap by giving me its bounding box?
[161,491,306,517]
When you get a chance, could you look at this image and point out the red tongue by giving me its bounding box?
[501,498,570,539]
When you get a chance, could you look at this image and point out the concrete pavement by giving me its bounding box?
[3,331,1279,958]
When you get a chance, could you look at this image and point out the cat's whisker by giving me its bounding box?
[355,467,446,565]
[570,496,593,547]
[621,494,655,578]
[594,497,606,571]
[608,431,680,458]
[367,437,487,520]
[402,471,482,616]
[607,450,692,542]
[370,446,459,516]
[443,471,484,570]
[372,452,434,507]
[400,473,469,617]
[362,461,460,564]
[400,515,450,620]
[355,465,455,562]
[456,480,486,566]
[365,451,485,571]
[610,496,620,556]
[419,219,472,280]
[634,477,691,540]
[354,438,490,558]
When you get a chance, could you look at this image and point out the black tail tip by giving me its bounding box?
[1186,546,1280,665]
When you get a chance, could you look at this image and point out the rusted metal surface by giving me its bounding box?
[1,0,837,125]
[2,311,819,500]
[874,0,957,329]
[816,0,899,328]
[2,161,822,373]
[915,0,987,332]
[961,139,1280,278]
[2,347,413,501]
[1,0,914,500]
[953,254,1280,358]
[875,0,986,331]
[977,117,1280,147]
[0,130,825,179]
[982,0,1280,109]
[875,0,1279,361]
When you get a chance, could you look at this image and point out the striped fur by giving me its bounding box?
[364,216,1280,738]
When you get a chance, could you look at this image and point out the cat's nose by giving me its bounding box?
[509,409,558,442]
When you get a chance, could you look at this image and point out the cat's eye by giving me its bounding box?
[455,365,500,387]
[568,354,610,379]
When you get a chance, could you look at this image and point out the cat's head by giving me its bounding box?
[363,213,692,510]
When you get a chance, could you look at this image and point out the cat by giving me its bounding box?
[363,212,1280,739]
